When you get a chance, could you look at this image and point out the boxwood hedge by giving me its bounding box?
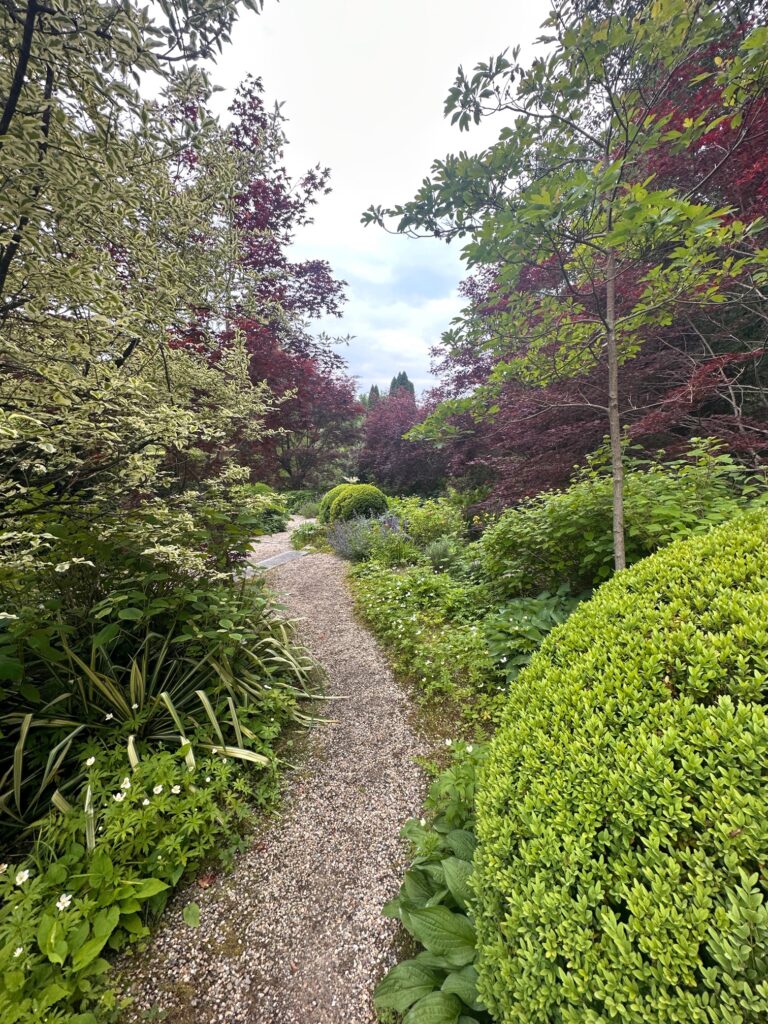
[328,483,388,523]
[473,511,768,1024]
[318,483,352,523]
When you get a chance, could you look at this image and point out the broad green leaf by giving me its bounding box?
[374,960,442,1012]
[445,830,476,862]
[442,858,473,910]
[403,992,462,1024]
[182,901,201,928]
[441,965,484,1012]
[406,907,476,966]
[131,877,170,900]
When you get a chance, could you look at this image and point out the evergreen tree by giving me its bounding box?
[389,371,415,398]
[368,384,381,407]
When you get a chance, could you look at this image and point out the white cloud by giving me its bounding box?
[208,0,549,389]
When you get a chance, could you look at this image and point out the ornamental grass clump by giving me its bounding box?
[473,511,768,1024]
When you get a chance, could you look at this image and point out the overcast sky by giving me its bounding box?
[210,0,549,395]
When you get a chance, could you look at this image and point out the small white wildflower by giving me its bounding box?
[131,703,139,710]
[444,738,452,747]
[420,817,426,827]
[56,893,72,911]
[104,713,114,721]
[205,776,211,783]
[263,684,271,690]
[85,756,96,767]
[211,747,218,755]
[121,777,131,790]
[153,785,163,795]
[15,869,30,886]
[467,745,474,753]
[113,791,125,802]
[142,798,150,806]
[13,946,23,958]
[171,785,181,795]
[0,862,7,874]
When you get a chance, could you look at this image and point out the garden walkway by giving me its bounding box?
[122,521,427,1023]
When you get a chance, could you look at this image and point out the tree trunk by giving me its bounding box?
[605,249,626,571]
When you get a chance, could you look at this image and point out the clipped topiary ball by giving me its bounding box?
[328,483,388,523]
[318,484,352,523]
[473,511,768,1024]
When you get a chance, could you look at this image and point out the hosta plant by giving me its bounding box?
[374,741,490,1024]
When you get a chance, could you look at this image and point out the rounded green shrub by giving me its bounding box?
[318,483,352,523]
[473,511,768,1024]
[328,483,388,523]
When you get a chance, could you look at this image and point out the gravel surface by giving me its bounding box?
[120,530,427,1024]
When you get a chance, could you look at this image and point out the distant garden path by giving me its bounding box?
[122,522,427,1023]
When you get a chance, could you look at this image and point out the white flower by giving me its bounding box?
[113,791,125,802]
[444,738,452,747]
[142,798,150,806]
[171,785,181,795]
[153,785,163,795]
[205,776,211,783]
[15,869,30,886]
[131,703,139,710]
[56,893,72,911]
[420,817,426,827]
[211,747,218,755]
[104,713,114,721]
[121,777,131,790]
[0,862,7,874]
[263,684,271,690]
[85,756,96,767]
[13,946,23,958]
[466,745,474,753]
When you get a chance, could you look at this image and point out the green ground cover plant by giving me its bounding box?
[473,510,768,1023]
[351,563,499,718]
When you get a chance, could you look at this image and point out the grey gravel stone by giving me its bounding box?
[120,524,427,1023]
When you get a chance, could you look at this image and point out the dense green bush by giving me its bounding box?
[318,484,352,523]
[328,483,388,523]
[481,441,763,598]
[473,511,768,1023]
[389,496,465,547]
[374,741,491,1024]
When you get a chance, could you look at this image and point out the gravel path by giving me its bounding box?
[121,529,427,1024]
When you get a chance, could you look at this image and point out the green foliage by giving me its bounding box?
[481,442,763,598]
[389,497,465,547]
[0,744,271,1022]
[329,483,388,523]
[375,742,491,1024]
[326,518,378,562]
[318,484,353,523]
[351,563,498,717]
[283,490,319,513]
[483,588,584,684]
[296,500,321,518]
[290,521,328,551]
[424,538,461,574]
[370,530,421,568]
[473,510,768,1023]
[0,571,316,831]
